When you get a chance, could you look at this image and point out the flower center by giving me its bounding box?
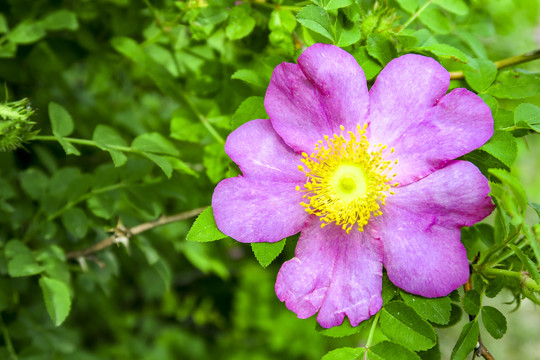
[296,124,398,233]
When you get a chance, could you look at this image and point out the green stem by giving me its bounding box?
[398,0,433,33]
[450,49,540,80]
[47,183,128,221]
[32,135,139,154]
[178,90,225,145]
[482,268,540,291]
[0,315,17,360]
[365,311,381,349]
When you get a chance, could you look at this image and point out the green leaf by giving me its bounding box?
[8,254,44,277]
[231,69,267,88]
[450,321,479,360]
[480,131,517,168]
[297,5,334,42]
[0,14,8,33]
[61,207,88,239]
[485,276,504,298]
[481,306,507,339]
[508,244,540,283]
[269,9,296,33]
[232,96,267,130]
[19,168,48,200]
[418,341,441,360]
[395,0,417,13]
[7,20,46,44]
[41,10,79,31]
[323,0,353,10]
[141,153,196,178]
[486,70,540,99]
[154,259,171,292]
[4,240,32,258]
[415,43,468,62]
[226,6,255,40]
[251,238,286,268]
[316,316,371,338]
[400,292,452,325]
[380,301,437,351]
[132,133,179,156]
[49,102,74,137]
[489,168,527,215]
[170,111,206,143]
[39,277,71,326]
[203,142,229,183]
[186,207,226,243]
[369,341,421,360]
[464,58,497,92]
[382,274,398,303]
[366,33,396,66]
[335,15,361,47]
[462,290,480,316]
[351,47,382,80]
[418,7,450,34]
[55,136,80,156]
[433,0,469,16]
[93,125,127,167]
[322,347,365,360]
[514,103,540,132]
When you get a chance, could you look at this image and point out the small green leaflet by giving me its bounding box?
[8,254,44,277]
[481,306,507,339]
[366,33,396,66]
[93,125,128,167]
[418,8,451,34]
[321,347,365,360]
[251,238,286,268]
[186,207,226,243]
[39,276,71,326]
[49,102,80,156]
[61,207,88,239]
[226,5,255,40]
[433,0,469,16]
[231,96,267,130]
[297,5,334,42]
[464,58,497,92]
[486,70,540,99]
[379,301,437,351]
[400,292,451,325]
[461,289,480,316]
[450,321,479,360]
[414,43,468,62]
[316,315,372,338]
[368,341,421,360]
[480,131,517,168]
[514,103,540,132]
[269,9,297,33]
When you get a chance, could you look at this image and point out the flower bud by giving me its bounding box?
[0,98,36,152]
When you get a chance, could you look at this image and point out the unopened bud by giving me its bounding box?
[0,98,36,152]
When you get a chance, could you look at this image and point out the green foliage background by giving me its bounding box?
[0,0,539,359]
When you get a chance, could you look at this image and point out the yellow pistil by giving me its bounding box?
[296,124,399,233]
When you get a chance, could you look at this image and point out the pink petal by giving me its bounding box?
[265,43,369,153]
[275,217,383,328]
[368,54,450,147]
[376,161,494,297]
[380,88,493,185]
[212,177,308,243]
[367,55,493,185]
[225,119,304,182]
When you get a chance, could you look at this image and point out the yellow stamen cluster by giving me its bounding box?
[296,124,399,233]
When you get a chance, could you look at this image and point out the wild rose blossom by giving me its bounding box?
[212,44,494,328]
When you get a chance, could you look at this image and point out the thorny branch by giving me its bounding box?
[450,49,540,80]
[66,206,208,259]
[465,268,496,360]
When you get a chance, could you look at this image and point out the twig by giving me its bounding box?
[450,49,540,80]
[473,336,496,360]
[66,206,207,259]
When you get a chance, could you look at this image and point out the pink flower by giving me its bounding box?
[212,44,494,328]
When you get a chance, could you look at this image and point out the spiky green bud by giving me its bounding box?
[0,98,36,152]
